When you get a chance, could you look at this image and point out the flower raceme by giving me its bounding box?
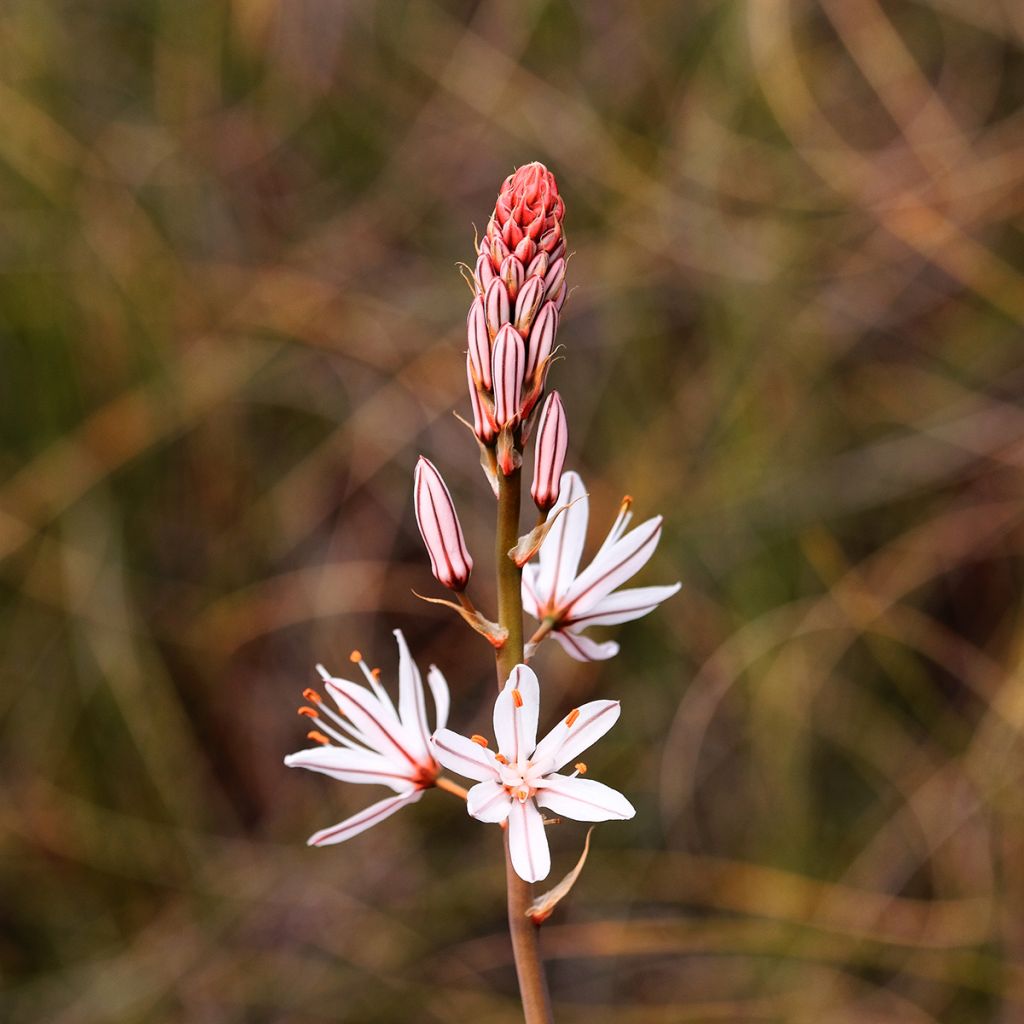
[523,470,682,661]
[414,456,473,591]
[431,665,634,883]
[284,631,450,846]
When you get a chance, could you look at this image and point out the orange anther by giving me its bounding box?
[372,668,382,678]
[302,688,322,704]
[297,706,318,719]
[620,495,633,511]
[565,708,580,727]
[495,754,509,765]
[307,730,331,746]
[574,762,588,775]
[349,650,363,663]
[471,734,489,748]
[512,689,524,708]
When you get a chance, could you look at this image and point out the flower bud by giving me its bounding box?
[499,254,524,302]
[474,252,493,291]
[514,276,545,337]
[467,296,491,389]
[531,392,568,512]
[467,353,497,444]
[491,324,525,428]
[543,257,565,304]
[525,300,558,381]
[484,277,510,340]
[487,163,565,268]
[414,457,474,591]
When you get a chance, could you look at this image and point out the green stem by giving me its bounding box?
[495,467,554,1024]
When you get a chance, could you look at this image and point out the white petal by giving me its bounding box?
[284,746,416,791]
[493,664,540,763]
[394,630,431,761]
[535,776,635,822]
[426,665,450,731]
[532,700,621,772]
[431,729,501,782]
[559,516,664,620]
[306,789,423,847]
[551,630,620,662]
[566,583,682,629]
[521,564,542,620]
[508,798,551,882]
[324,677,423,774]
[533,471,588,607]
[467,780,513,823]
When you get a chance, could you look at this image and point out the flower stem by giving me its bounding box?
[495,467,554,1024]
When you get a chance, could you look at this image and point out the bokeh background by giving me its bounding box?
[3,1,1024,1021]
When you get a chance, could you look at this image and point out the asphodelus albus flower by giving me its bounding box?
[285,631,449,846]
[431,665,634,882]
[523,471,681,661]
[414,456,474,591]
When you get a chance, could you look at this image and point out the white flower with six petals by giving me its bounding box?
[431,664,635,882]
[522,470,681,661]
[284,630,449,847]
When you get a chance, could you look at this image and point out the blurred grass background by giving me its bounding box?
[2,1,1023,1020]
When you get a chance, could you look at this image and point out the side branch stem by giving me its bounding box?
[495,468,554,1024]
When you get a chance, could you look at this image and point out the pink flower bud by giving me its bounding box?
[491,324,525,428]
[543,257,565,303]
[414,457,473,591]
[467,353,497,444]
[514,276,545,337]
[525,251,550,279]
[487,163,565,267]
[499,254,524,302]
[484,277,510,340]
[474,252,494,291]
[531,391,568,512]
[525,300,558,381]
[467,296,491,389]
[513,236,536,264]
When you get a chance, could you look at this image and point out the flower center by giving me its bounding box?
[499,760,546,803]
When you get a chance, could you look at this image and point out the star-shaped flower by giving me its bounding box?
[285,630,449,846]
[522,470,681,661]
[431,664,635,882]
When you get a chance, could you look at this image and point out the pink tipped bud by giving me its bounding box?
[491,324,525,428]
[467,297,491,389]
[474,252,494,292]
[531,392,568,512]
[414,457,473,591]
[487,163,565,266]
[484,278,510,340]
[499,255,525,302]
[466,354,497,444]
[543,257,566,304]
[514,276,545,337]
[513,236,536,264]
[525,251,550,280]
[525,300,558,381]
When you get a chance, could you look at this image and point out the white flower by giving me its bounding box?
[431,664,635,882]
[522,470,681,661]
[285,630,449,847]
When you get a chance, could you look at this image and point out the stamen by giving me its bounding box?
[471,734,489,748]
[495,753,509,765]
[620,495,633,513]
[307,730,331,746]
[372,668,382,678]
[512,688,524,708]
[565,708,580,727]
[302,688,322,704]
[349,650,363,663]
[575,762,587,775]
[297,706,318,719]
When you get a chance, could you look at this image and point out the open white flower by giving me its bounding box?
[431,664,634,882]
[522,470,681,661]
[285,630,449,847]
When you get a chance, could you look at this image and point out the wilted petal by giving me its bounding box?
[467,780,513,823]
[466,296,491,389]
[532,700,621,772]
[508,798,551,882]
[414,456,474,591]
[559,516,664,619]
[533,471,588,607]
[491,324,525,428]
[535,776,635,822]
[531,391,568,513]
[566,583,682,629]
[426,665,450,731]
[394,629,431,761]
[431,728,501,782]
[284,745,417,791]
[306,790,423,847]
[525,301,558,381]
[551,630,620,662]
[493,664,540,764]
